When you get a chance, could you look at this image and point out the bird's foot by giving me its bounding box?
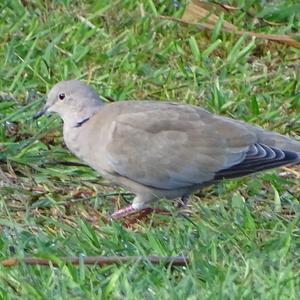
[111,205,172,226]
[124,208,173,227]
[111,205,137,220]
[177,196,189,209]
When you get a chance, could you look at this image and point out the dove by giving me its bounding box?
[34,80,300,219]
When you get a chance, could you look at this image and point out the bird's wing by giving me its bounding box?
[104,103,258,190]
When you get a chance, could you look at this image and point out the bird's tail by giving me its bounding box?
[241,122,300,154]
[214,143,299,180]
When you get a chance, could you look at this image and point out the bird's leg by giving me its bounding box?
[111,195,151,220]
[177,195,189,208]
[111,204,137,220]
[111,195,170,221]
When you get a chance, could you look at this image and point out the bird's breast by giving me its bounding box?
[63,123,113,176]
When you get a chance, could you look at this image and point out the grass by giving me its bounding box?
[0,0,300,299]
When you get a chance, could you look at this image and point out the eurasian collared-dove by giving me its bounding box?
[34,80,300,219]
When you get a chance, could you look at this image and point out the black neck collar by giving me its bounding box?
[74,117,90,128]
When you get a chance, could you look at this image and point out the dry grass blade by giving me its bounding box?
[210,1,239,12]
[1,256,189,267]
[281,166,300,178]
[244,32,300,49]
[180,0,300,49]
[182,0,237,31]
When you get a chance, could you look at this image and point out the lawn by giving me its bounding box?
[0,0,300,299]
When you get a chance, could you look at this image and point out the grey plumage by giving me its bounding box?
[35,80,300,218]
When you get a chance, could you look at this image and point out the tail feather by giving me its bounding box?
[246,123,300,153]
[214,143,300,180]
[233,119,300,153]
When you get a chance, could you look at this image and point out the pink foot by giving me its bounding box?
[111,205,172,222]
[111,205,137,220]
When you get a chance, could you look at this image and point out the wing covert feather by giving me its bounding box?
[105,105,257,189]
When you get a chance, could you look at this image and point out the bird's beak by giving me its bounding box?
[33,105,49,120]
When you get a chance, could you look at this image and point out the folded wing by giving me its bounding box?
[105,103,263,190]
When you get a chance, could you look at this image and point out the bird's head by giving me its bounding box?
[34,80,104,126]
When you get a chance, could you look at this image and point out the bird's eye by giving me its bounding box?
[59,93,65,100]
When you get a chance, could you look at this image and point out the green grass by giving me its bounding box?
[0,0,300,299]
